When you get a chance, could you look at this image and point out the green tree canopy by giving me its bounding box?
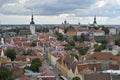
[25,58,42,72]
[73,34,89,42]
[75,47,88,55]
[102,27,109,34]
[115,38,120,46]
[68,40,75,46]
[97,39,109,45]
[0,67,13,80]
[64,27,69,33]
[55,31,64,41]
[95,44,106,52]
[5,49,16,61]
[72,76,80,80]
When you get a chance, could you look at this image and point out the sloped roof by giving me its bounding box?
[87,52,116,60]
[84,73,111,80]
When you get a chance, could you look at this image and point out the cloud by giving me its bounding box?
[0,0,120,24]
[0,0,97,15]
[63,0,120,18]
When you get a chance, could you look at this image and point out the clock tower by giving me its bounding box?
[30,14,35,35]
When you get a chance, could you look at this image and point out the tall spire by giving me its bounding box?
[93,15,97,24]
[1,49,4,57]
[30,14,35,24]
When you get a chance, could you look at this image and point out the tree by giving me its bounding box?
[0,67,13,80]
[25,58,42,72]
[72,76,80,80]
[97,39,108,45]
[78,34,89,42]
[73,36,78,42]
[76,47,88,55]
[68,40,75,46]
[5,49,16,61]
[115,38,120,46]
[81,33,86,42]
[95,44,106,52]
[102,27,109,34]
[64,27,69,33]
[55,31,64,41]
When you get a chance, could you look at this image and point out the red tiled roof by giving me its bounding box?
[87,52,116,60]
[115,56,120,62]
[77,63,102,72]
[15,56,26,62]
[84,73,111,80]
[109,64,119,70]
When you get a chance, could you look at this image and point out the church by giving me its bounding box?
[19,14,36,36]
[88,16,98,27]
[30,14,35,35]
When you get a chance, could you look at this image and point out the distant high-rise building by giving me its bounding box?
[30,14,35,35]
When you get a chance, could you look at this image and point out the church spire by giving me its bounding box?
[93,15,97,24]
[30,14,35,24]
[1,49,4,57]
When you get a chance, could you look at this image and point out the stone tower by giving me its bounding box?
[30,14,35,35]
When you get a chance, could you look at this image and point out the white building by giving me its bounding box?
[108,27,116,35]
[92,30,105,36]
[58,28,65,35]
[77,29,89,36]
[30,14,35,35]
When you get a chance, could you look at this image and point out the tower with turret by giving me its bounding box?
[30,14,35,35]
[93,15,97,27]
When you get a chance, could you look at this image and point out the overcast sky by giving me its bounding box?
[0,0,120,24]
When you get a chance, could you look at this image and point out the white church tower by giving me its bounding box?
[30,14,35,35]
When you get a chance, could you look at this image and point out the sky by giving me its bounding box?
[0,0,120,24]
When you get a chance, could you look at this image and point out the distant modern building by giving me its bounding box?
[30,14,35,35]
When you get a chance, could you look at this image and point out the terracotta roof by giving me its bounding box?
[63,55,75,69]
[84,73,111,80]
[56,46,65,51]
[112,75,120,80]
[87,52,116,60]
[66,28,77,37]
[13,37,21,42]
[19,76,29,80]
[39,67,48,73]
[57,55,66,64]
[38,33,49,40]
[109,64,119,70]
[70,61,82,73]
[41,70,55,76]
[77,62,102,72]
[19,30,31,35]
[80,68,94,74]
[15,56,26,62]
[115,56,120,62]
[27,55,45,62]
